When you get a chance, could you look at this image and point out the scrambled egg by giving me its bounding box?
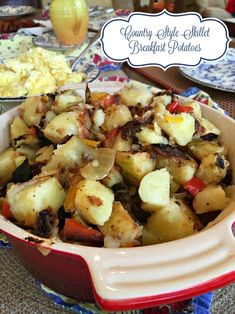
[0,47,86,97]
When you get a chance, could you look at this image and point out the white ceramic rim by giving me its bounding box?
[0,81,235,304]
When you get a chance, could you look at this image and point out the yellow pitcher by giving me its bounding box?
[50,0,88,45]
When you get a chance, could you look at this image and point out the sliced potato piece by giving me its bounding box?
[43,111,91,144]
[156,112,195,146]
[99,201,142,247]
[115,151,155,186]
[75,179,114,226]
[193,185,230,214]
[6,176,65,227]
[139,169,170,211]
[0,148,25,185]
[188,140,227,161]
[143,199,199,244]
[196,153,229,185]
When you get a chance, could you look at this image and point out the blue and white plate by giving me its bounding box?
[33,30,97,51]
[179,48,235,93]
[0,5,35,18]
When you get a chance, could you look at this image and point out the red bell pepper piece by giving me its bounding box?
[105,127,119,147]
[102,94,120,108]
[166,100,179,113]
[61,218,104,243]
[176,105,193,113]
[183,176,206,196]
[167,100,193,114]
[1,200,12,219]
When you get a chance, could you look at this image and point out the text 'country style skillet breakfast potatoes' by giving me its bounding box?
[0,82,233,248]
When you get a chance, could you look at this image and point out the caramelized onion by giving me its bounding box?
[80,148,115,180]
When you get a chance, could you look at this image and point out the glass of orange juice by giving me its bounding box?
[50,0,89,45]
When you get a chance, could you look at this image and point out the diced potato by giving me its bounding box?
[6,176,65,227]
[143,199,199,244]
[42,136,94,172]
[75,179,114,226]
[10,117,39,148]
[35,145,54,164]
[52,90,84,113]
[155,147,197,184]
[99,201,142,247]
[115,152,155,186]
[118,81,152,107]
[196,153,229,185]
[101,166,124,188]
[43,111,91,144]
[139,169,170,211]
[156,112,195,146]
[20,96,48,127]
[188,140,227,161]
[193,185,230,214]
[0,148,25,185]
[112,132,132,152]
[136,126,168,146]
[103,104,132,131]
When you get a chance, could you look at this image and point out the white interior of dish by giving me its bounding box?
[0,82,235,302]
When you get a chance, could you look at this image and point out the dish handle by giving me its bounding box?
[81,202,235,311]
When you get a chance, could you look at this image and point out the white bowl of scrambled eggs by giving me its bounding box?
[0,47,95,99]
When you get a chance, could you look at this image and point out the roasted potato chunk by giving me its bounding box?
[103,104,132,131]
[118,81,152,107]
[193,185,230,214]
[43,111,91,144]
[0,148,25,185]
[154,145,198,184]
[115,151,155,186]
[10,117,39,148]
[196,153,229,185]
[75,179,114,226]
[142,199,200,244]
[194,117,221,138]
[99,201,142,247]
[6,176,65,227]
[20,96,48,127]
[188,140,227,161]
[52,90,84,113]
[156,112,195,146]
[42,136,94,172]
[139,169,170,211]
